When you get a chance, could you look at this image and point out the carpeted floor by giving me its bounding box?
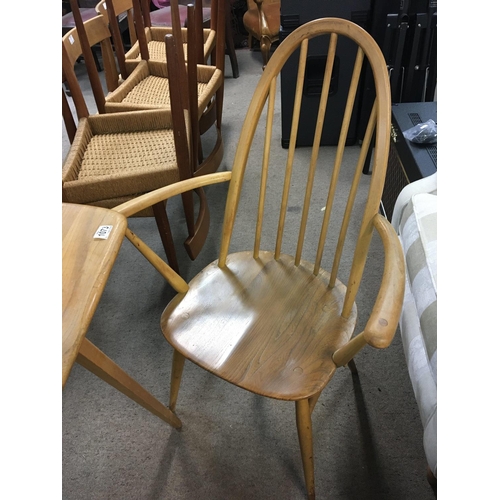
[62,47,436,500]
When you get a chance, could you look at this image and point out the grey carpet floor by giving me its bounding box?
[62,48,436,500]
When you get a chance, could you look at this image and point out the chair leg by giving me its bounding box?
[225,0,239,78]
[77,338,182,429]
[152,201,180,273]
[170,349,186,411]
[296,399,316,500]
[260,35,272,69]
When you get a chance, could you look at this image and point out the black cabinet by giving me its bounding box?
[279,0,371,148]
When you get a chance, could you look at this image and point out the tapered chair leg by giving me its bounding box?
[170,349,186,412]
[296,399,316,500]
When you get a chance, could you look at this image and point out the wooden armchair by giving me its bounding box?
[111,17,405,499]
[243,0,280,67]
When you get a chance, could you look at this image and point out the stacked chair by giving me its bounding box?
[109,17,405,500]
[99,0,225,177]
[62,0,225,270]
[113,0,218,74]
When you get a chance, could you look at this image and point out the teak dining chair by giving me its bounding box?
[93,0,225,178]
[112,17,405,499]
[62,25,205,271]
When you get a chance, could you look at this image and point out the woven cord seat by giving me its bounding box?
[62,114,180,206]
[105,61,220,118]
[92,0,225,179]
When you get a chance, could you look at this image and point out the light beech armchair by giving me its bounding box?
[112,18,405,499]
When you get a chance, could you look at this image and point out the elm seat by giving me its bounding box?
[162,252,357,399]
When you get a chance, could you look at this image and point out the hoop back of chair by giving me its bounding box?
[218,18,391,319]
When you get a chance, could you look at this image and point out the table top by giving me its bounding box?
[62,203,127,387]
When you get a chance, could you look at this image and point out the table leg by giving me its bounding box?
[76,338,182,429]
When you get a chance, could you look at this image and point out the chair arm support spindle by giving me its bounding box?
[332,332,367,367]
[125,228,189,293]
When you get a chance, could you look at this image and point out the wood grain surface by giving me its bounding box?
[62,203,127,387]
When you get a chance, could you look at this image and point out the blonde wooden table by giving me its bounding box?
[62,203,181,428]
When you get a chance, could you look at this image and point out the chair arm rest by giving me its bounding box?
[363,213,405,348]
[332,214,405,366]
[112,171,232,217]
[112,172,231,292]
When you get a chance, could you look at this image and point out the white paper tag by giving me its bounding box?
[69,34,75,44]
[94,225,113,239]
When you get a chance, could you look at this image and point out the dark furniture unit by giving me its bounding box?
[358,0,437,143]
[279,0,371,148]
[381,101,437,221]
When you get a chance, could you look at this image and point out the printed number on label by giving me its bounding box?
[94,225,113,239]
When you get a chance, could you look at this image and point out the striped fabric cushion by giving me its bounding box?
[400,192,437,382]
[398,190,437,476]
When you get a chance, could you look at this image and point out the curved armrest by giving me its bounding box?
[333,214,405,366]
[113,171,232,217]
[111,172,232,292]
[363,214,405,348]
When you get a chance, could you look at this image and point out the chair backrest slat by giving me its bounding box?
[294,33,338,267]
[330,99,377,288]
[165,31,192,183]
[68,0,106,113]
[314,46,365,276]
[194,0,205,65]
[253,76,277,258]
[98,0,129,79]
[131,0,150,60]
[274,39,308,260]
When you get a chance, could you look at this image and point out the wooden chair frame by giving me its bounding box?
[111,17,405,500]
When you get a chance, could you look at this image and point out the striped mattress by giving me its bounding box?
[392,173,437,478]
